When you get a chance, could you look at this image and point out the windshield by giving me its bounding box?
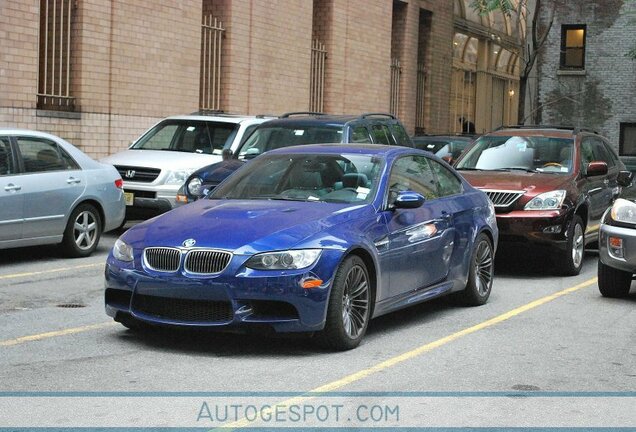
[131,120,238,155]
[236,125,343,160]
[210,153,382,204]
[456,135,575,174]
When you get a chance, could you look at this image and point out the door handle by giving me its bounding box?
[4,183,21,192]
[66,177,81,184]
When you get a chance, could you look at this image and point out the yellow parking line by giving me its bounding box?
[0,263,102,281]
[0,322,117,347]
[219,277,598,430]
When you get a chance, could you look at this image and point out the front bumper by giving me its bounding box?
[104,250,343,333]
[495,209,570,250]
[599,223,636,273]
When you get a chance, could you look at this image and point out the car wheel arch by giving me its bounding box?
[67,198,105,231]
[338,247,378,317]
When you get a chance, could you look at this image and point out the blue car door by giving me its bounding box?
[380,155,456,299]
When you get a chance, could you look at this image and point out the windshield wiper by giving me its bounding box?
[455,167,484,171]
[493,167,537,173]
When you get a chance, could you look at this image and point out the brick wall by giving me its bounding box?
[1,0,457,157]
[536,0,636,150]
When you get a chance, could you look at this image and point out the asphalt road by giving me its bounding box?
[0,226,634,428]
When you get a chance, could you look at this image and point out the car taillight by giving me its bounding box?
[115,178,123,189]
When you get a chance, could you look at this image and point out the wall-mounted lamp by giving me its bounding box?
[509,89,515,97]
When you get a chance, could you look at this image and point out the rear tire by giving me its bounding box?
[316,255,371,351]
[598,260,632,298]
[558,215,584,276]
[459,233,494,306]
[61,203,102,257]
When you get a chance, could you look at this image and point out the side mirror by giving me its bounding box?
[617,170,634,187]
[586,161,608,177]
[393,191,425,209]
[441,155,453,165]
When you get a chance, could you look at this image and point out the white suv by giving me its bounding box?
[101,113,271,220]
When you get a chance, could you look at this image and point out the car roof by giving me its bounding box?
[0,128,70,140]
[163,114,273,124]
[487,125,602,139]
[258,113,398,128]
[264,143,416,157]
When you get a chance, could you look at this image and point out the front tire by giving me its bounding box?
[61,203,102,257]
[459,232,494,306]
[598,260,632,298]
[558,215,585,276]
[317,255,371,351]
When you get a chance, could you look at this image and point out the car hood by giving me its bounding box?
[458,170,571,195]
[100,150,222,170]
[194,159,246,183]
[124,199,368,254]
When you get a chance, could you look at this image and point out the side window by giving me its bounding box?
[371,124,390,145]
[239,124,260,146]
[580,138,594,171]
[591,139,614,167]
[16,137,75,173]
[389,123,411,147]
[429,159,463,197]
[0,137,15,176]
[388,155,440,202]
[351,126,372,143]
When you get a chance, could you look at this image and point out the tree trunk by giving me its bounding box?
[517,75,528,124]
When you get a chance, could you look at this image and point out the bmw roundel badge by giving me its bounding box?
[182,238,196,248]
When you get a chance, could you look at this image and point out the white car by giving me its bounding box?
[1,129,125,257]
[100,113,273,221]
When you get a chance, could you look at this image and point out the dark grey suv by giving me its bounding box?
[178,112,413,201]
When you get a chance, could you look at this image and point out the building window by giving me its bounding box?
[560,25,586,69]
[619,123,636,156]
[38,0,75,111]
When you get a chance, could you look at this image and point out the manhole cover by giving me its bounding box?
[56,303,86,308]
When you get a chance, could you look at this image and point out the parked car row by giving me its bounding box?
[2,114,633,350]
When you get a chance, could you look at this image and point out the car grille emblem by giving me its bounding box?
[125,169,136,178]
[182,238,196,248]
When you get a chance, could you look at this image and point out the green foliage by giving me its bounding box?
[471,0,515,16]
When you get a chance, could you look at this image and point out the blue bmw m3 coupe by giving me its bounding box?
[105,144,498,350]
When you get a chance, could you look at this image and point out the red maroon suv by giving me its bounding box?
[454,126,632,275]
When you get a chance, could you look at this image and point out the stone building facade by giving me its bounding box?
[1,0,458,157]
[1,1,526,158]
[535,0,636,154]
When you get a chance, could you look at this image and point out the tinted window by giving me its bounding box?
[592,139,615,167]
[371,125,391,145]
[388,155,439,201]
[0,137,14,176]
[429,159,462,196]
[132,121,238,155]
[237,126,343,160]
[351,126,372,143]
[17,137,78,173]
[389,123,411,146]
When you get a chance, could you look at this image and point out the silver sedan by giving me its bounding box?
[0,129,125,257]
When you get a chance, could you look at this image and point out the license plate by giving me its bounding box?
[124,192,134,206]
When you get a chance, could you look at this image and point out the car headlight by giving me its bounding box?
[164,169,194,185]
[524,190,566,210]
[610,198,636,226]
[245,249,322,270]
[187,177,203,196]
[113,238,134,262]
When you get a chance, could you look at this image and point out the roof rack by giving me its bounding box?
[359,112,396,120]
[280,111,326,118]
[495,124,599,135]
[190,109,226,115]
[255,114,277,119]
